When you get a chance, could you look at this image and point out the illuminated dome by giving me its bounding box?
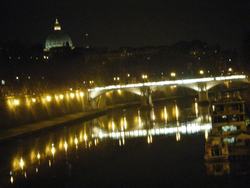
[44,19,74,51]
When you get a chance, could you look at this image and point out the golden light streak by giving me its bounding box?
[19,158,25,170]
[64,141,68,152]
[37,152,41,160]
[51,144,56,157]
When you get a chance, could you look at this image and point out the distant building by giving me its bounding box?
[83,33,90,49]
[44,19,74,51]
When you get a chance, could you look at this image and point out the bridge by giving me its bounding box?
[88,74,248,107]
[5,74,248,111]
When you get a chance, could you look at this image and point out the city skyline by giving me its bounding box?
[1,0,250,49]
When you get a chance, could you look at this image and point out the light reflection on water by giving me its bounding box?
[4,100,213,185]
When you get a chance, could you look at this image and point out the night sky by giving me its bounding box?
[1,0,250,48]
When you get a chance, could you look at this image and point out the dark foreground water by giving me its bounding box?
[0,98,250,187]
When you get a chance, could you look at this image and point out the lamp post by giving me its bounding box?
[170,72,176,79]
[199,70,204,75]
[142,74,148,81]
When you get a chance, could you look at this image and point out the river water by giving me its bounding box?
[0,98,250,187]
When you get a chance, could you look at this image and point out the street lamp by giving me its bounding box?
[142,74,148,80]
[113,77,120,81]
[199,70,204,75]
[170,72,176,78]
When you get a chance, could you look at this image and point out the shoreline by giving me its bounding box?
[0,102,141,143]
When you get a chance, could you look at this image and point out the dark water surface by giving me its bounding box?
[0,99,250,187]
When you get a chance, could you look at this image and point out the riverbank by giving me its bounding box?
[0,102,141,143]
[0,95,206,143]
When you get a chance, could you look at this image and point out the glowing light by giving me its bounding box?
[59,94,64,100]
[205,129,208,140]
[10,176,14,184]
[46,95,52,102]
[117,89,122,95]
[151,108,156,121]
[111,120,115,131]
[138,110,143,128]
[215,75,246,81]
[163,106,168,123]
[92,122,212,140]
[199,70,204,75]
[37,152,41,160]
[54,95,59,101]
[212,105,215,111]
[147,135,153,144]
[19,158,25,170]
[170,72,176,77]
[175,104,179,121]
[79,92,84,97]
[84,134,88,142]
[94,139,98,146]
[13,99,20,106]
[70,93,75,99]
[142,74,148,79]
[31,98,36,103]
[74,136,79,146]
[195,101,198,117]
[176,132,181,141]
[121,116,127,130]
[89,75,246,95]
[48,160,51,167]
[79,132,83,142]
[54,18,61,31]
[228,67,233,72]
[64,141,68,152]
[113,77,120,81]
[26,99,31,107]
[51,144,56,157]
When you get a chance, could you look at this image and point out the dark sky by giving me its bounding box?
[1,0,250,49]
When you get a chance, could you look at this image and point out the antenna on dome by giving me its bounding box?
[54,18,61,31]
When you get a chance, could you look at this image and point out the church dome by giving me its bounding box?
[45,19,74,51]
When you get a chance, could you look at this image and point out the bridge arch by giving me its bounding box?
[88,88,142,100]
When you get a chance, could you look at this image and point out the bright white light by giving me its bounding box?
[170,72,176,77]
[199,70,204,75]
[87,75,246,98]
[92,123,212,140]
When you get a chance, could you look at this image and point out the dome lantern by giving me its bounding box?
[54,18,61,31]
